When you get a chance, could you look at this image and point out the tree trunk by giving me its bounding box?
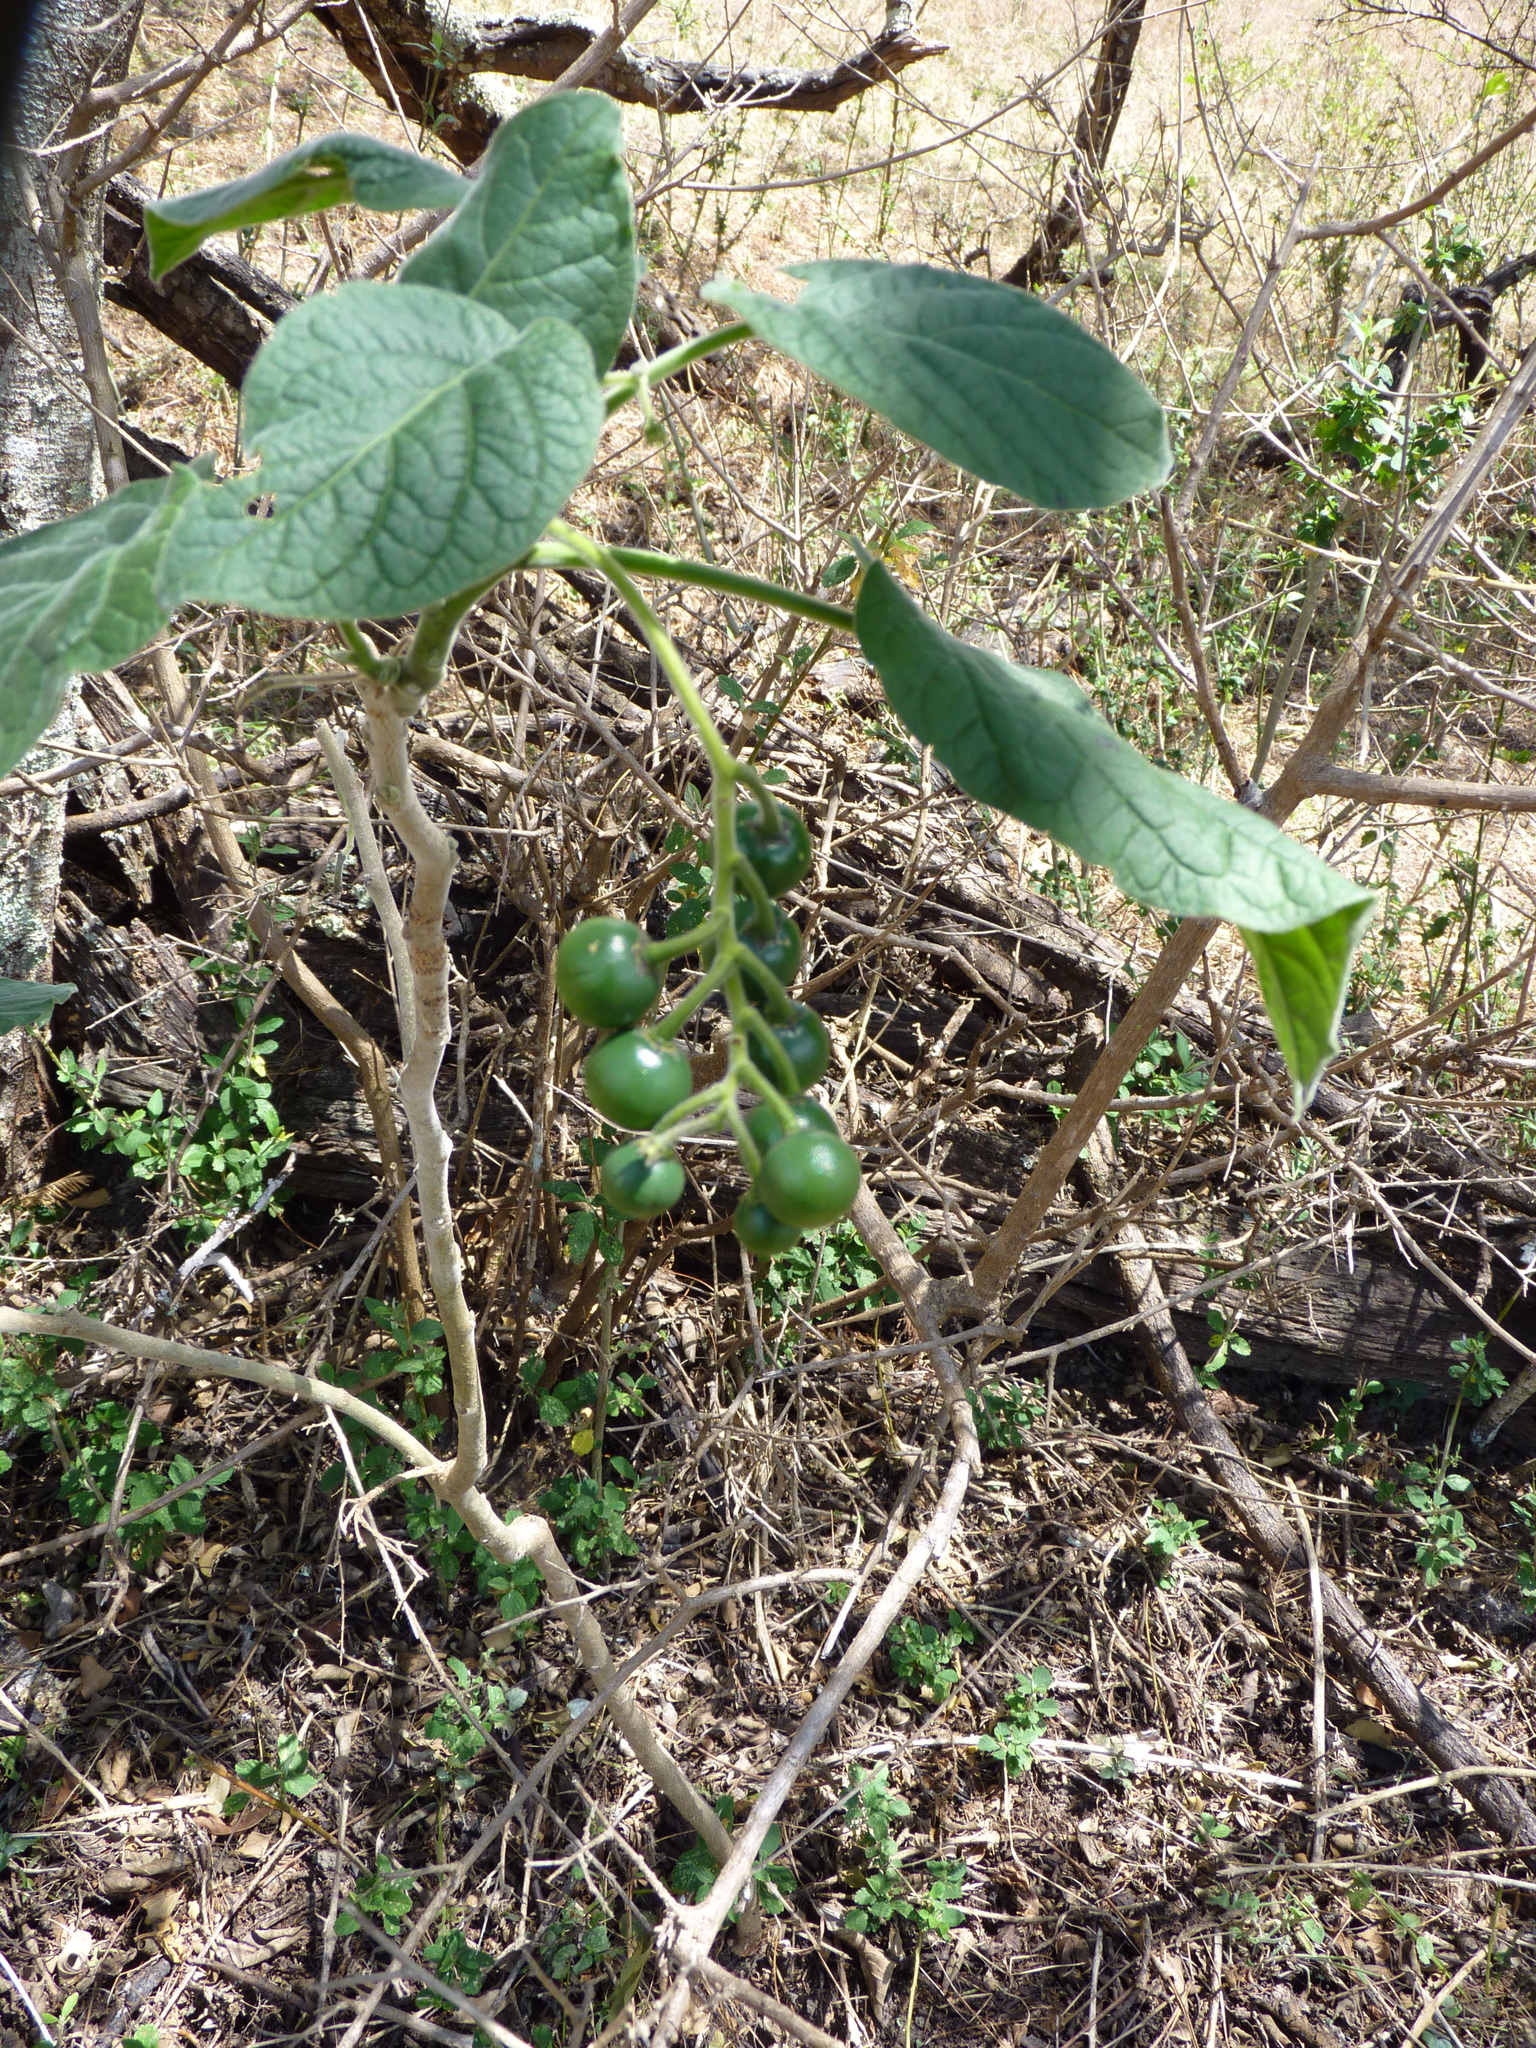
[1004,0,1147,290]
[0,0,145,1182]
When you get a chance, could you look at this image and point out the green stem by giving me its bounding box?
[602,320,753,418]
[643,907,729,969]
[544,522,739,786]
[650,951,732,1039]
[399,573,507,703]
[528,539,855,634]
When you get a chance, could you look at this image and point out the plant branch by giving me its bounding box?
[354,678,484,1490]
[149,646,426,1317]
[651,1186,979,2035]
[963,328,1536,1315]
[1158,493,1251,798]
[1305,763,1536,811]
[1299,98,1536,241]
[1176,176,1314,519]
[531,538,854,633]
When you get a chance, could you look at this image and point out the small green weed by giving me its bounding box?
[423,1657,527,1786]
[542,1899,615,1983]
[840,1765,967,1937]
[1208,1882,1326,1955]
[1319,1379,1383,1466]
[537,1474,636,1573]
[670,1794,794,1917]
[1114,1029,1211,1132]
[338,1853,417,1938]
[759,1214,918,1318]
[1347,1876,1442,1969]
[967,1377,1041,1451]
[224,1733,320,1816]
[1142,1500,1207,1580]
[56,979,290,1242]
[1198,1304,1251,1386]
[420,1924,497,2013]
[976,1666,1058,1776]
[886,1608,974,1702]
[0,1290,222,1563]
[1448,1330,1509,1407]
[1398,1460,1476,1589]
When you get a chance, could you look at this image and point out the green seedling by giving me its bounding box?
[977,1666,1058,1776]
[224,1733,320,1815]
[338,1853,417,1938]
[886,1608,975,1702]
[1142,1499,1207,1581]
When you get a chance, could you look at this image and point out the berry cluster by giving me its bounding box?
[554,796,861,1255]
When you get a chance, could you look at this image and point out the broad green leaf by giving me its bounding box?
[0,465,203,779]
[145,135,467,279]
[161,284,602,620]
[704,262,1170,510]
[1243,908,1373,1118]
[0,980,76,1033]
[401,91,636,369]
[855,565,1375,1107]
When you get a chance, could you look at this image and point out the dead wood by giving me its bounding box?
[314,0,946,169]
[1066,1018,1536,1850]
[1003,0,1148,289]
[103,171,292,387]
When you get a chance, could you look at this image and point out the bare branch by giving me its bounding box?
[1306,763,1536,810]
[1299,96,1536,241]
[103,171,293,386]
[314,0,945,166]
[1003,0,1147,289]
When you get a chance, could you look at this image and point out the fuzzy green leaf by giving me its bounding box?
[705,262,1170,509]
[145,135,467,279]
[856,564,1375,1107]
[162,283,602,619]
[401,91,636,368]
[0,980,76,1033]
[0,465,204,779]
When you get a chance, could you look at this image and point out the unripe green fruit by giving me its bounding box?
[736,801,813,897]
[758,1129,861,1230]
[732,1194,802,1257]
[745,1094,837,1155]
[556,917,661,1028]
[737,900,803,982]
[707,900,803,983]
[602,1142,685,1218]
[768,1003,831,1089]
[583,1031,693,1130]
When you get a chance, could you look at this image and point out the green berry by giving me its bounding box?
[767,1003,831,1089]
[732,1194,802,1257]
[556,917,661,1028]
[745,1094,837,1155]
[736,801,813,897]
[706,900,803,983]
[758,1129,861,1230]
[583,1031,693,1130]
[602,1142,685,1219]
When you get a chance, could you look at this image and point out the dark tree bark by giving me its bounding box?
[313,0,945,168]
[1004,0,1147,290]
[103,172,294,389]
